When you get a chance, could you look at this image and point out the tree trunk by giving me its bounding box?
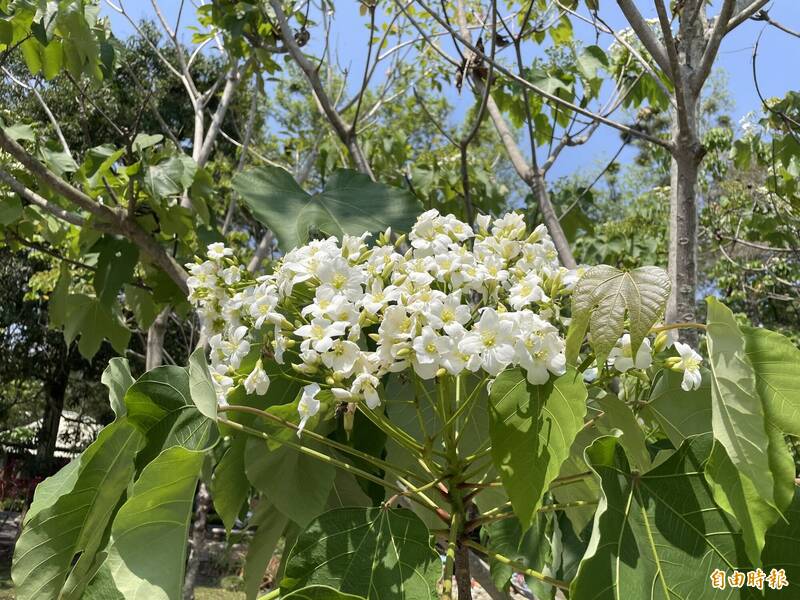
[454,543,473,600]
[666,0,707,345]
[35,364,69,466]
[145,308,171,369]
[183,482,211,600]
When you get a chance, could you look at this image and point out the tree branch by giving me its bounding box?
[615,0,673,78]
[692,0,736,92]
[268,0,374,178]
[407,0,672,150]
[0,129,189,292]
[726,0,770,32]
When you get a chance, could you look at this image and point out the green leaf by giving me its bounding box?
[125,365,218,467]
[570,434,754,599]
[93,237,139,306]
[763,489,800,586]
[594,393,650,472]
[483,510,551,594]
[211,436,250,533]
[12,421,143,600]
[0,195,23,225]
[62,293,130,358]
[489,368,587,529]
[101,357,134,418]
[2,122,36,142]
[571,265,670,366]
[39,145,78,176]
[132,133,163,152]
[281,507,440,599]
[124,284,159,330]
[234,166,421,251]
[705,297,775,508]
[642,368,712,447]
[188,347,218,421]
[705,441,780,565]
[244,433,336,527]
[144,155,196,199]
[244,501,289,600]
[99,446,206,600]
[742,326,800,437]
[576,45,607,81]
[281,586,367,600]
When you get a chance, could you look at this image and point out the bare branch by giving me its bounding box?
[0,168,85,227]
[268,0,374,178]
[407,0,672,149]
[692,0,736,92]
[196,60,245,167]
[726,0,770,32]
[615,0,673,78]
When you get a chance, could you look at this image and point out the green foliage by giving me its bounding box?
[489,368,587,529]
[571,434,754,600]
[568,265,670,366]
[12,421,143,600]
[281,507,440,599]
[234,166,421,252]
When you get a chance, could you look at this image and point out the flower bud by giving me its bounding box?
[664,356,681,370]
[436,367,447,379]
[653,331,670,353]
[396,347,411,358]
[326,376,336,386]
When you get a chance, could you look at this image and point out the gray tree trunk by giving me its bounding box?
[183,482,211,600]
[145,308,171,369]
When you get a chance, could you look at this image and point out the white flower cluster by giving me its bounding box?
[187,210,578,433]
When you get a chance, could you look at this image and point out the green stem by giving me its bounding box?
[650,321,707,332]
[360,405,433,457]
[441,511,460,600]
[223,419,435,514]
[463,539,570,591]
[435,375,487,442]
[218,404,422,482]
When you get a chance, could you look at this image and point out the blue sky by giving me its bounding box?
[104,1,797,181]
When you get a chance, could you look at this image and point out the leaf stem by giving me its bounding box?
[218,404,422,482]
[462,539,570,591]
[650,321,707,333]
[222,419,437,514]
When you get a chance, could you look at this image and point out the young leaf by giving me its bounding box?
[233,166,421,251]
[281,507,440,599]
[571,265,670,366]
[489,368,587,530]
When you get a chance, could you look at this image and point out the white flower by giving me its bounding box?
[207,242,233,260]
[459,308,516,375]
[351,373,381,409]
[321,339,361,376]
[294,317,347,353]
[672,341,703,391]
[508,272,547,309]
[608,334,652,373]
[412,326,453,379]
[244,361,270,395]
[297,383,321,436]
